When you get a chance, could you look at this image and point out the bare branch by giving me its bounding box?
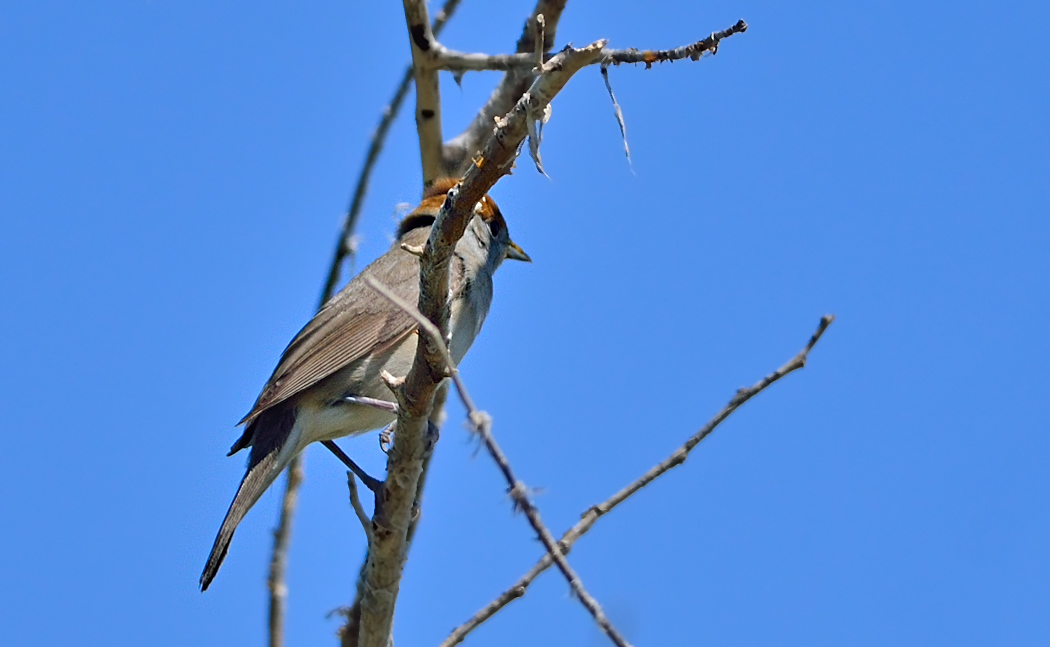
[356,41,609,647]
[266,455,303,647]
[441,315,835,647]
[423,18,749,74]
[321,0,463,300]
[402,0,445,186]
[442,0,568,175]
[440,17,746,174]
[604,19,748,67]
[347,472,374,544]
[364,274,631,647]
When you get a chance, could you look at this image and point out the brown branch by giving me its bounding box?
[421,18,748,73]
[603,19,748,68]
[363,275,631,647]
[347,472,374,544]
[442,0,568,176]
[440,315,835,647]
[266,454,303,647]
[321,0,462,301]
[268,4,464,646]
[354,41,607,647]
[440,16,745,174]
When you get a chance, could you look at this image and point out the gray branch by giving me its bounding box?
[364,272,631,647]
[354,40,608,647]
[440,17,746,174]
[321,0,462,301]
[442,0,569,176]
[440,315,835,647]
[266,454,303,647]
[402,0,446,186]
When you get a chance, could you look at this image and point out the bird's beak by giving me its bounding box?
[505,240,532,262]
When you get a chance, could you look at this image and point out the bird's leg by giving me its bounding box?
[341,394,398,413]
[321,440,384,493]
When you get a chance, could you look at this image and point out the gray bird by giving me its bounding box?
[200,180,530,590]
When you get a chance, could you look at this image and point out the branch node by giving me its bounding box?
[400,242,426,257]
[381,370,406,394]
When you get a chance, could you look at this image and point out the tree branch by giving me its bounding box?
[266,453,303,647]
[354,41,607,647]
[402,0,445,187]
[364,273,632,647]
[321,0,463,301]
[440,315,835,647]
[603,19,748,67]
[442,0,568,176]
[440,17,746,173]
[270,4,465,646]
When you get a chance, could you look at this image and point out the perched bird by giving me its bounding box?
[200,179,530,590]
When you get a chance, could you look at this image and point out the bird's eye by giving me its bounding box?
[487,216,503,237]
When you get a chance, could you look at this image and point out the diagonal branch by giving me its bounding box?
[363,275,632,647]
[321,0,463,301]
[355,40,608,647]
[440,315,835,647]
[442,0,568,175]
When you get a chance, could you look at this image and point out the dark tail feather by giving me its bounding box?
[227,419,257,456]
[201,403,298,591]
[200,449,282,590]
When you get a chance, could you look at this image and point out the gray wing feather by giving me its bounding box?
[238,229,427,425]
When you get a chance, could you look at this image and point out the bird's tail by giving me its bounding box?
[200,403,298,591]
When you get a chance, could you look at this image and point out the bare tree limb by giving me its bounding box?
[321,0,463,301]
[347,472,374,544]
[364,275,631,647]
[355,41,608,647]
[402,0,445,187]
[442,0,568,175]
[266,453,303,647]
[440,315,835,647]
[271,5,465,646]
[440,16,746,173]
[603,19,748,67]
[417,18,748,74]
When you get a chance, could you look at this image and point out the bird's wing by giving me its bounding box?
[238,231,427,425]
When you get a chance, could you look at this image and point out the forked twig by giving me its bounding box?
[440,315,834,647]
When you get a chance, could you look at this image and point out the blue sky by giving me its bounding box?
[1,1,1047,645]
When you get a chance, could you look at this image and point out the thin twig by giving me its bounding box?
[413,18,748,75]
[534,15,545,69]
[365,276,632,647]
[322,0,463,301]
[266,454,303,647]
[442,0,569,175]
[347,472,374,543]
[604,19,748,68]
[441,315,835,647]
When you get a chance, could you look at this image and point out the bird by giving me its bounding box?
[200,179,530,590]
